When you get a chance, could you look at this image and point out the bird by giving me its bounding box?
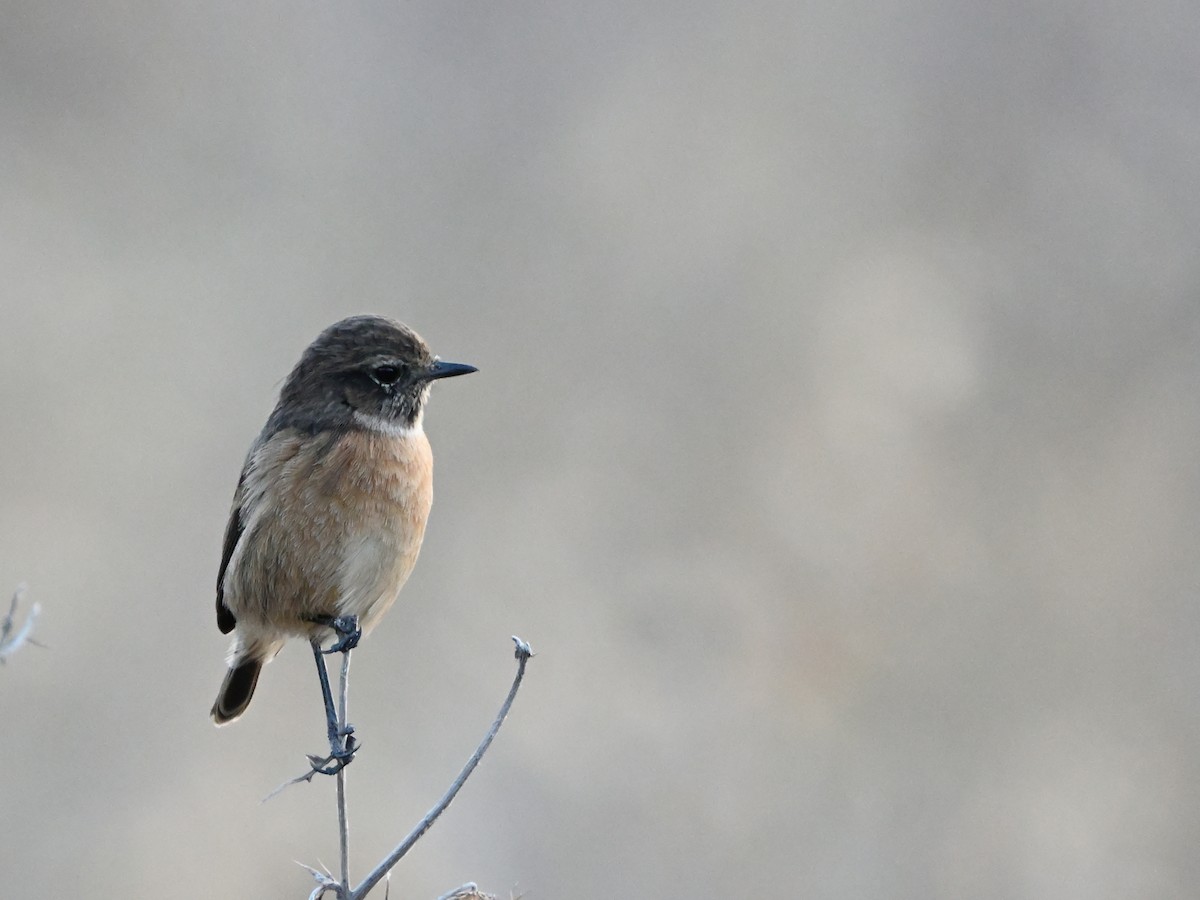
[210,315,475,766]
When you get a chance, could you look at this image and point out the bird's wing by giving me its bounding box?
[215,470,248,635]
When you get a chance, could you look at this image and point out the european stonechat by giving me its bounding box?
[211,316,475,763]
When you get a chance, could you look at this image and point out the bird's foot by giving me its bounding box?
[307,731,360,776]
[324,615,361,654]
[305,613,362,653]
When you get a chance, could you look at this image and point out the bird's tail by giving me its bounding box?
[211,656,264,725]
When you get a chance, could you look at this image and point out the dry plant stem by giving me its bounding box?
[337,649,352,896]
[299,648,355,900]
[348,637,534,900]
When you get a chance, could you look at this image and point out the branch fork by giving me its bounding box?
[285,636,534,899]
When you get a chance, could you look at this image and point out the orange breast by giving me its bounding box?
[226,427,434,636]
[319,428,434,630]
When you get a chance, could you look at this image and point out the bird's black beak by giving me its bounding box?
[423,360,478,381]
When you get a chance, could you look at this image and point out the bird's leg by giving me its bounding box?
[307,638,358,776]
[303,614,362,770]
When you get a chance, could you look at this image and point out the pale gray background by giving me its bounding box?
[2,2,1198,898]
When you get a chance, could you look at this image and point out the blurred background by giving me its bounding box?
[1,2,1198,898]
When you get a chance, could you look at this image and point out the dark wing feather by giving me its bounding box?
[215,472,247,635]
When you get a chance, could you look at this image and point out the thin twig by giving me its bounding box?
[298,861,340,899]
[337,649,352,896]
[0,584,41,664]
[349,637,534,900]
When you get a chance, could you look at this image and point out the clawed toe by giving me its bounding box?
[324,615,361,654]
[307,733,360,776]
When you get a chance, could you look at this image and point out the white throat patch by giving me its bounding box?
[352,409,424,437]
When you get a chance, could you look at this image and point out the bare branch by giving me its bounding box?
[289,637,533,898]
[349,637,534,900]
[336,649,352,895]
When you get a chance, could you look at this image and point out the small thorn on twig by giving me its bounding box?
[263,756,336,802]
[263,771,315,803]
[262,737,360,803]
[298,860,342,899]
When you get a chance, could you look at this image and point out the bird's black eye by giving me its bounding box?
[370,364,405,386]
